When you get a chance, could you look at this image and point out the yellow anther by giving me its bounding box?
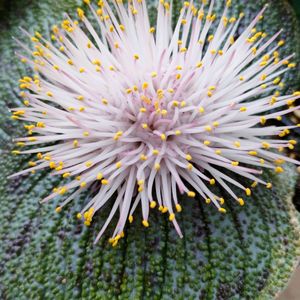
[207,34,214,42]
[169,213,175,221]
[13,110,25,116]
[128,215,133,223]
[234,141,241,148]
[141,123,148,129]
[175,130,182,136]
[62,172,71,178]
[186,154,192,161]
[73,140,79,148]
[176,204,182,212]
[16,142,26,147]
[85,161,92,167]
[260,74,267,81]
[204,125,212,132]
[273,77,281,85]
[205,198,211,204]
[204,140,211,146]
[288,63,296,68]
[172,100,179,107]
[238,198,244,206]
[239,76,244,81]
[180,47,187,53]
[219,198,225,205]
[266,182,272,189]
[248,151,257,156]
[36,122,45,128]
[142,220,149,227]
[80,182,87,188]
[198,106,205,113]
[77,213,82,219]
[231,161,239,166]
[83,131,89,137]
[160,133,166,141]
[101,98,109,105]
[212,121,219,128]
[275,166,284,173]
[77,8,85,20]
[133,54,139,60]
[262,142,270,149]
[161,109,167,116]
[207,91,213,97]
[196,61,203,68]
[97,173,103,180]
[116,161,122,169]
[275,158,285,165]
[180,101,186,107]
[187,191,195,197]
[119,24,125,31]
[152,149,159,155]
[55,206,62,213]
[49,161,56,169]
[11,150,21,155]
[181,19,187,25]
[46,91,53,97]
[184,162,192,170]
[215,149,222,155]
[240,107,247,112]
[101,179,109,185]
[154,163,161,171]
[260,61,267,67]
[151,71,157,77]
[140,154,147,161]
[150,201,157,208]
[209,178,215,185]
[83,220,91,227]
[76,95,84,101]
[142,82,148,90]
[260,159,265,164]
[278,40,285,47]
[161,206,168,213]
[149,27,155,33]
[245,188,251,196]
[59,187,67,195]
[251,181,258,188]
[218,207,226,213]
[260,117,267,125]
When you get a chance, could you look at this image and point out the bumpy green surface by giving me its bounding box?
[0,0,300,299]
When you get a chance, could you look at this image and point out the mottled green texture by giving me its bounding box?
[0,0,300,299]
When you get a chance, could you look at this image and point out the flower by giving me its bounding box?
[10,0,300,245]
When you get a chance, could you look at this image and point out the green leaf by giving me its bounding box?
[0,0,299,299]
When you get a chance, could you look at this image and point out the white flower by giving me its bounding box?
[10,0,300,245]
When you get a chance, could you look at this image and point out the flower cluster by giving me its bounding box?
[10,0,299,245]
